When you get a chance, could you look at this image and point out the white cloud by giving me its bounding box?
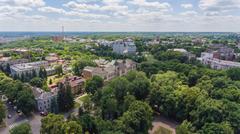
[65,11,110,19]
[181,3,193,9]
[0,5,32,17]
[64,1,100,12]
[1,0,240,32]
[14,0,45,7]
[64,0,128,15]
[180,11,198,16]
[199,0,240,15]
[38,6,65,14]
[128,0,171,11]
[102,0,123,5]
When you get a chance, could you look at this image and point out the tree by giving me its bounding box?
[50,97,59,114]
[55,65,63,76]
[100,95,118,120]
[41,114,65,134]
[109,77,130,105]
[39,67,47,79]
[128,73,150,100]
[85,76,104,95]
[16,89,36,115]
[62,121,82,134]
[0,101,6,123]
[125,71,150,100]
[123,95,136,112]
[227,68,240,81]
[116,101,153,134]
[57,82,74,112]
[30,77,44,88]
[198,122,234,134]
[41,114,83,134]
[79,114,97,134]
[72,59,96,76]
[10,123,32,134]
[176,120,194,134]
[49,79,52,85]
[176,120,195,134]
[190,99,224,129]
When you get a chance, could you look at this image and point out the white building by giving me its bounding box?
[32,87,57,112]
[10,61,48,77]
[112,38,136,55]
[198,52,240,69]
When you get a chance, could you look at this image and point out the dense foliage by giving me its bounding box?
[10,123,32,134]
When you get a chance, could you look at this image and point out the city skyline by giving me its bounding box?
[0,0,240,32]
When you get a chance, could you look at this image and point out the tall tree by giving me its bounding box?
[57,82,74,112]
[198,122,234,134]
[62,121,82,134]
[30,77,44,88]
[116,101,153,134]
[85,76,103,95]
[176,120,195,134]
[41,114,65,134]
[55,65,63,76]
[16,89,36,115]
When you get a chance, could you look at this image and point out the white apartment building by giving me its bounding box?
[32,87,57,112]
[10,61,48,77]
[112,38,136,55]
[198,52,240,69]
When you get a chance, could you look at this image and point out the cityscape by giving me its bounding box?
[1,0,240,134]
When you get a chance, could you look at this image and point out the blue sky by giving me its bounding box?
[0,0,240,32]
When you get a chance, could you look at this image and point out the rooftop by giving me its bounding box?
[10,61,48,71]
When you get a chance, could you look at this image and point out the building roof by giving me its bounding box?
[60,76,85,88]
[10,61,48,72]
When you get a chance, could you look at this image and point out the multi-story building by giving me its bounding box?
[10,61,48,77]
[112,38,136,55]
[198,52,240,69]
[59,76,85,95]
[31,87,57,112]
[52,36,64,42]
[217,47,235,61]
[83,59,136,81]
[45,53,59,64]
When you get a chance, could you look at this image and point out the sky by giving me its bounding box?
[0,0,240,32]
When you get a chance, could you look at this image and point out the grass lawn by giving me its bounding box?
[47,73,71,85]
[74,94,89,107]
[153,126,173,134]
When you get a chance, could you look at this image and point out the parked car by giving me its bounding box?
[40,111,48,116]
[7,114,12,119]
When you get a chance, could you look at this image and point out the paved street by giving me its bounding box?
[0,102,28,134]
[0,94,86,134]
[28,112,42,134]
[0,103,42,134]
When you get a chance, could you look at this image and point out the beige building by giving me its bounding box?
[83,59,136,81]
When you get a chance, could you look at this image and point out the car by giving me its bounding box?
[40,111,48,116]
[18,111,23,116]
[7,114,12,119]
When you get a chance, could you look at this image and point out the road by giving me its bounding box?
[0,94,86,134]
[149,115,179,134]
[0,103,42,134]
